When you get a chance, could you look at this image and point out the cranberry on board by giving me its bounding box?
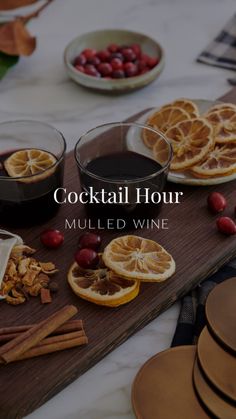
[78,232,101,250]
[74,248,99,269]
[82,48,96,59]
[74,54,86,66]
[216,217,236,235]
[40,229,64,249]
[207,192,227,214]
[97,62,113,76]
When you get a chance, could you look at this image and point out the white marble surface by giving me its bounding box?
[1,0,236,418]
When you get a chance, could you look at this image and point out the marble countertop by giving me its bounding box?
[1,0,236,418]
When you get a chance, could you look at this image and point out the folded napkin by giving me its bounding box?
[197,14,236,71]
[171,262,236,347]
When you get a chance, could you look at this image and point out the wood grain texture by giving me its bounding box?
[1,89,236,418]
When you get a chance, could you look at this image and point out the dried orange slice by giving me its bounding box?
[162,98,199,118]
[67,256,140,307]
[4,149,57,183]
[161,118,214,171]
[206,108,236,143]
[206,102,236,114]
[103,235,175,283]
[143,106,190,149]
[191,142,236,177]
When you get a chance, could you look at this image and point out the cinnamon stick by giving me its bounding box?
[0,335,88,363]
[36,330,85,347]
[0,319,83,337]
[0,320,84,343]
[15,336,88,361]
[0,305,78,363]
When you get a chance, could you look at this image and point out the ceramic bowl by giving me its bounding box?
[64,29,165,93]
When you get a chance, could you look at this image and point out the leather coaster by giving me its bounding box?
[206,277,236,353]
[193,361,236,419]
[197,327,236,402]
[132,346,210,419]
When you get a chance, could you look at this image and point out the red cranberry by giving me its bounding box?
[97,50,111,62]
[122,48,136,62]
[97,62,113,76]
[74,54,86,66]
[124,62,138,77]
[87,56,101,66]
[207,192,227,214]
[147,56,159,68]
[131,44,141,57]
[139,68,149,75]
[84,64,100,77]
[112,69,125,78]
[110,58,123,70]
[108,44,119,53]
[138,59,148,71]
[110,52,124,61]
[40,229,64,249]
[74,248,99,269]
[140,53,150,64]
[79,232,101,250]
[216,217,236,235]
[75,65,85,73]
[82,48,96,59]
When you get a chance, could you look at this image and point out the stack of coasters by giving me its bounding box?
[132,278,236,419]
[193,277,236,418]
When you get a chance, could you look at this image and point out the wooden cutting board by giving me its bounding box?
[1,88,236,419]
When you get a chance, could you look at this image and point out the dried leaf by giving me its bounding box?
[0,0,38,10]
[0,19,36,56]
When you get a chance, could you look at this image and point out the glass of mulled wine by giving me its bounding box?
[0,120,66,227]
[75,122,172,225]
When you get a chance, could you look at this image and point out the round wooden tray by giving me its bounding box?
[206,277,236,353]
[197,327,236,402]
[132,346,210,419]
[193,361,236,419]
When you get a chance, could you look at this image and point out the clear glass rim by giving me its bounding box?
[0,120,67,181]
[74,122,173,184]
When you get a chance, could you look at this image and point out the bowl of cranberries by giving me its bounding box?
[64,29,165,92]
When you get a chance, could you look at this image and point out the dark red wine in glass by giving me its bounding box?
[80,151,168,227]
[0,150,64,227]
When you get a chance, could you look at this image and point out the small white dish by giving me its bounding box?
[127,99,236,186]
[64,29,165,93]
